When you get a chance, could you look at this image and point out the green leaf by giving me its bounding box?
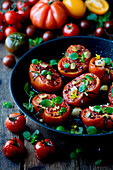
[104,11,111,19]
[50,59,58,66]
[3,102,12,108]
[106,107,113,114]
[69,53,79,60]
[77,127,83,134]
[70,151,78,159]
[32,129,39,138]
[79,84,87,93]
[87,13,97,22]
[95,159,102,166]
[111,87,113,94]
[86,126,98,135]
[54,96,63,104]
[23,131,31,140]
[64,63,70,68]
[102,58,112,65]
[60,107,67,113]
[47,71,52,75]
[31,59,38,65]
[23,103,34,112]
[41,70,47,76]
[93,105,102,112]
[29,39,33,46]
[24,82,29,93]
[40,99,50,107]
[85,75,93,81]
[56,126,66,132]
[34,37,43,46]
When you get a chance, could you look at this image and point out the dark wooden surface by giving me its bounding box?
[1,0,113,169]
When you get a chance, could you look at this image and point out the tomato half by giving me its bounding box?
[32,93,70,124]
[81,104,113,130]
[108,85,113,104]
[3,137,24,158]
[63,73,101,106]
[35,139,56,160]
[29,61,62,92]
[30,0,68,30]
[89,56,113,84]
[58,45,91,78]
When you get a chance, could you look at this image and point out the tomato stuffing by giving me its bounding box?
[81,104,113,130]
[58,45,91,78]
[32,93,70,124]
[63,73,101,106]
[29,60,62,92]
[108,85,113,104]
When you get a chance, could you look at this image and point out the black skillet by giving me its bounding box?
[10,36,113,145]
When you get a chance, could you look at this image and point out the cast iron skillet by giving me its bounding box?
[10,36,113,138]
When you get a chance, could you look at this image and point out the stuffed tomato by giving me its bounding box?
[32,93,70,124]
[63,73,101,106]
[89,55,113,84]
[81,104,113,130]
[29,60,62,92]
[108,85,113,104]
[58,44,91,78]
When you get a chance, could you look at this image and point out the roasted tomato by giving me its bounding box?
[108,85,113,104]
[35,139,56,160]
[58,45,91,78]
[3,137,24,158]
[81,104,113,130]
[30,0,68,30]
[89,55,113,84]
[29,60,62,92]
[32,93,70,124]
[5,113,26,132]
[63,73,101,106]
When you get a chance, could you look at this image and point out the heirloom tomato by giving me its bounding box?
[32,93,70,124]
[81,104,113,130]
[30,0,68,30]
[108,85,113,104]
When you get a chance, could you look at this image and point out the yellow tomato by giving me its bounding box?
[63,0,86,19]
[85,0,109,15]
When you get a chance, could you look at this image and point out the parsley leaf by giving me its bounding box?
[3,102,12,108]
[86,126,98,135]
[40,99,50,107]
[79,84,87,93]
[69,53,79,60]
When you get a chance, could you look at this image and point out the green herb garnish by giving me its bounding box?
[49,59,58,66]
[3,102,12,108]
[86,126,98,135]
[41,70,47,76]
[102,58,112,65]
[79,84,87,93]
[59,107,67,115]
[85,75,93,81]
[111,87,113,97]
[69,53,79,60]
[93,105,102,113]
[95,159,102,166]
[31,59,38,65]
[23,130,39,144]
[64,63,70,68]
[40,99,50,107]
[106,107,113,114]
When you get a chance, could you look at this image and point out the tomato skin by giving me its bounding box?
[63,23,80,37]
[30,0,68,30]
[63,73,101,106]
[2,55,16,68]
[35,139,56,160]
[32,93,70,124]
[13,22,22,31]
[89,57,113,84]
[28,0,38,6]
[3,138,24,158]
[5,113,26,132]
[0,12,4,25]
[18,7,30,20]
[29,62,62,92]
[17,1,29,10]
[2,0,12,10]
[4,11,18,25]
[4,26,17,37]
[81,104,113,130]
[108,85,113,104]
[25,25,36,37]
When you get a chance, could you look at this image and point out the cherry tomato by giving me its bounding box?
[17,1,29,10]
[89,56,113,84]
[29,61,62,92]
[81,104,113,130]
[108,85,113,104]
[25,25,36,38]
[80,20,89,30]
[42,31,54,42]
[63,73,101,106]
[28,0,38,6]
[2,55,16,68]
[0,26,4,41]
[0,12,4,25]
[95,27,104,37]
[3,137,24,158]
[4,26,17,37]
[63,23,80,37]
[5,113,26,132]
[32,93,70,124]
[58,45,91,78]
[18,6,30,20]
[4,11,19,25]
[2,0,12,10]
[35,139,56,160]
[13,22,22,31]
[104,20,113,34]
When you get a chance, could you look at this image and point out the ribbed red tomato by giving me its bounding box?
[108,85,113,104]
[30,0,68,30]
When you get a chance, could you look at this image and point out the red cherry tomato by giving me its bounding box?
[0,26,4,41]
[28,0,38,6]
[89,56,113,84]
[29,61,62,92]
[4,11,19,25]
[4,26,17,37]
[81,104,113,130]
[35,139,56,160]
[63,23,80,37]
[2,0,12,10]
[42,31,54,42]
[95,27,104,37]
[58,44,91,78]
[108,85,113,104]
[17,1,29,10]
[2,55,16,68]
[5,113,26,132]
[0,12,4,25]
[63,73,101,106]
[32,93,70,124]
[13,22,22,31]
[25,25,36,37]
[18,6,30,20]
[3,137,24,158]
